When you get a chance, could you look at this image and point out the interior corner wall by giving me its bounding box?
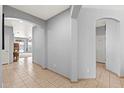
[0,5,2,88]
[46,10,71,78]
[77,7,122,79]
[70,5,81,81]
[32,24,46,68]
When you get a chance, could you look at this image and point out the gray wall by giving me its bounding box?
[32,25,46,68]
[0,5,2,88]
[46,10,71,78]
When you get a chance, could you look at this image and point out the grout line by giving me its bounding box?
[3,59,124,88]
[109,70,110,88]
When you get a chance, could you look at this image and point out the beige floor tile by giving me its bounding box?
[2,57,124,88]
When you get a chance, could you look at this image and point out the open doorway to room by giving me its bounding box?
[95,18,120,80]
[4,17,34,63]
[96,19,106,78]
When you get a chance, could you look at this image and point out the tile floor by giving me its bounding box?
[3,57,124,88]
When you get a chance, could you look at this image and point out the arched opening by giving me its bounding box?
[95,18,120,80]
[4,17,36,62]
[5,18,35,61]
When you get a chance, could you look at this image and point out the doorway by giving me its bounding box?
[96,19,106,79]
[14,37,32,59]
[4,17,34,62]
[95,18,120,77]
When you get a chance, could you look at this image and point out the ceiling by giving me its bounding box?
[5,18,34,38]
[10,5,70,20]
[83,5,124,10]
[5,17,35,27]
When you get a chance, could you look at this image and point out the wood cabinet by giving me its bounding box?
[13,43,19,62]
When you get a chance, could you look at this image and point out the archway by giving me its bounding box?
[95,18,120,78]
[5,17,36,61]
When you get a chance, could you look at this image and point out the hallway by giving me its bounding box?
[3,58,124,88]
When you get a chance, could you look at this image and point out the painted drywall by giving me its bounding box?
[4,26,14,64]
[77,7,124,79]
[32,25,46,68]
[0,5,2,88]
[70,18,78,81]
[46,10,71,78]
[96,26,106,63]
[106,19,120,75]
[3,5,46,68]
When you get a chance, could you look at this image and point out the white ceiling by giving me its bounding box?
[83,5,124,10]
[5,17,35,27]
[10,5,70,20]
[5,18,34,38]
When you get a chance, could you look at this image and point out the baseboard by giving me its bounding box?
[70,80,79,83]
[33,61,70,80]
[78,78,96,81]
[46,67,70,80]
[106,68,120,77]
[96,61,105,64]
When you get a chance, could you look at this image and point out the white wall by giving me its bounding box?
[0,5,2,88]
[77,7,123,79]
[47,10,71,78]
[70,18,78,81]
[70,5,81,81]
[4,26,14,64]
[96,26,106,63]
[106,19,120,75]
[32,24,46,68]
